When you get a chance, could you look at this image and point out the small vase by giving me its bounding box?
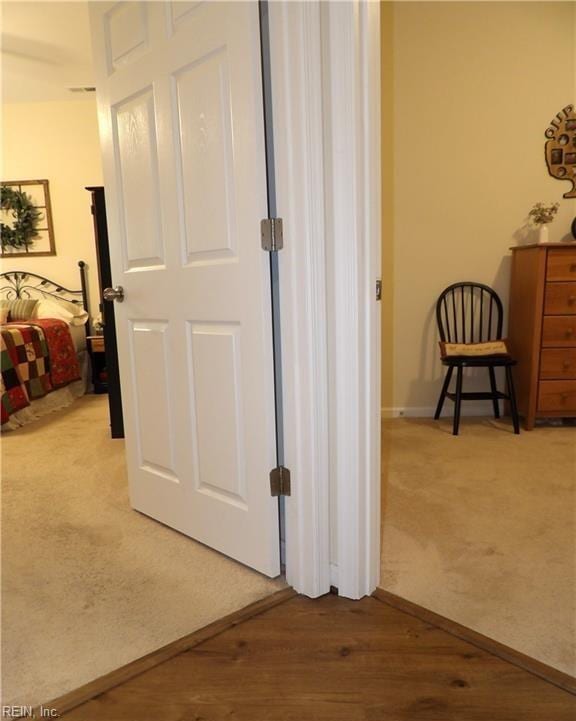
[538,224,550,244]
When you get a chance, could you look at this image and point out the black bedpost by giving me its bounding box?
[85,187,124,439]
[78,260,90,336]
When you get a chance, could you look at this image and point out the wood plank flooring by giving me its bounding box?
[63,594,576,721]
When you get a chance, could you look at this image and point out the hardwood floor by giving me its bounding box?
[62,594,575,721]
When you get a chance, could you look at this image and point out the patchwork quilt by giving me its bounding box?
[1,319,81,425]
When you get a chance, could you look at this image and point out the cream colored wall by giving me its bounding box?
[1,99,103,316]
[384,1,576,415]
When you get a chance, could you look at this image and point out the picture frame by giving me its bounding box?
[0,179,56,257]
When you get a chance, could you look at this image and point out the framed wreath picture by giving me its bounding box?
[0,179,56,257]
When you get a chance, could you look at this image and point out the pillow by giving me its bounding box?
[440,340,510,358]
[0,298,39,321]
[0,307,9,324]
[33,298,89,326]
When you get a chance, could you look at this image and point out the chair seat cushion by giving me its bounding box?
[440,339,509,358]
[442,355,515,367]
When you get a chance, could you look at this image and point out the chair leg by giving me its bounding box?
[453,366,463,436]
[488,366,500,419]
[434,366,454,420]
[505,365,520,435]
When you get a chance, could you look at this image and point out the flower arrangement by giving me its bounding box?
[528,202,560,226]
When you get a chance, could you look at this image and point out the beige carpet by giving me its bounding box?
[1,395,284,707]
[380,416,576,677]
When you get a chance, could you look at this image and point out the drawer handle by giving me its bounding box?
[563,360,572,369]
[569,296,576,305]
[561,393,568,403]
[571,263,576,272]
[567,328,575,337]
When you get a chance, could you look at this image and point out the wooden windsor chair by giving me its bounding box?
[434,282,520,435]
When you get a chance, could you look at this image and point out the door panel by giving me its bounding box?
[189,323,246,503]
[105,3,148,71]
[130,320,176,479]
[174,50,237,261]
[169,1,204,29]
[114,90,165,269]
[90,1,280,576]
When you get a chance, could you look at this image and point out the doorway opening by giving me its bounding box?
[2,0,286,708]
[378,0,576,680]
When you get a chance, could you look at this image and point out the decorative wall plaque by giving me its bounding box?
[545,105,576,198]
[0,179,55,256]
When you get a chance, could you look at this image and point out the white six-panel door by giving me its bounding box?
[89,1,280,576]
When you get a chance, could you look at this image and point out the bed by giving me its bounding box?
[1,261,91,430]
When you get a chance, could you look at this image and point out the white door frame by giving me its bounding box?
[268,1,330,598]
[270,0,381,599]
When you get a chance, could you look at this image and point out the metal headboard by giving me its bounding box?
[0,260,88,312]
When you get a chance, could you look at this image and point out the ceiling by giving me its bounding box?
[1,1,95,103]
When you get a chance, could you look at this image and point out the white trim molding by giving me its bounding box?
[269,1,331,598]
[323,1,381,599]
[269,0,381,599]
[382,403,504,419]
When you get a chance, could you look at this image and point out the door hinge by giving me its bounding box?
[376,279,382,301]
[270,465,291,497]
[261,218,284,252]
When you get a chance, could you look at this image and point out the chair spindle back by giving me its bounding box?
[436,282,504,344]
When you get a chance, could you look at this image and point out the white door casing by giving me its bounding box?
[268,0,381,597]
[323,0,381,598]
[90,1,280,576]
[267,1,331,598]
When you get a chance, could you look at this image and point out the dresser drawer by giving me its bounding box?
[544,282,576,315]
[538,380,576,411]
[540,349,576,379]
[542,317,576,347]
[546,248,576,281]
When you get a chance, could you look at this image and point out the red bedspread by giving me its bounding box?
[1,319,81,425]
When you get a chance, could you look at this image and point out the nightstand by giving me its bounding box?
[87,335,108,394]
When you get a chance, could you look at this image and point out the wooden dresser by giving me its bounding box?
[508,243,576,429]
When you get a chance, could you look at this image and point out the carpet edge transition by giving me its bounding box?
[373,587,576,696]
[41,587,297,717]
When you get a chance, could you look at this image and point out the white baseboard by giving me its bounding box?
[381,402,503,419]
